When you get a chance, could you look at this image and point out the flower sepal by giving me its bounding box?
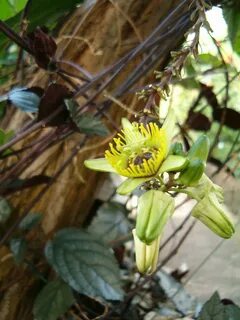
[159,154,188,173]
[136,190,174,244]
[117,177,150,195]
[84,158,116,173]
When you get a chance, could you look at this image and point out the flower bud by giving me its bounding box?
[169,142,185,156]
[186,173,224,202]
[192,192,234,239]
[188,135,210,163]
[136,190,174,244]
[132,229,160,274]
[177,159,205,187]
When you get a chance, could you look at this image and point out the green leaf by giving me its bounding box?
[0,129,14,145]
[33,279,74,320]
[45,228,124,300]
[9,237,27,264]
[198,292,224,320]
[0,197,12,223]
[19,212,42,231]
[0,0,27,21]
[225,304,240,319]
[0,0,85,52]
[77,115,109,136]
[117,177,149,195]
[223,4,240,55]
[88,202,130,243]
[66,100,109,136]
[198,291,240,320]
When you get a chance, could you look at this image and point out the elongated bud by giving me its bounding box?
[186,173,224,202]
[178,159,205,187]
[169,142,185,156]
[132,229,160,274]
[136,190,174,244]
[192,192,234,239]
[188,135,210,163]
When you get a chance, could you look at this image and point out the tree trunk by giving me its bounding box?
[0,0,194,318]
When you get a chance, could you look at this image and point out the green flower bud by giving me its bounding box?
[136,190,174,245]
[177,159,205,187]
[186,173,224,202]
[192,192,235,239]
[169,142,185,156]
[187,135,210,163]
[132,229,160,274]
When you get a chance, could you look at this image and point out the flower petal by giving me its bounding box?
[84,158,116,173]
[117,177,150,195]
[159,155,188,173]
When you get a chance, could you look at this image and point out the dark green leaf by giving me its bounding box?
[76,115,109,136]
[33,279,74,320]
[0,0,85,52]
[198,292,224,320]
[0,197,12,223]
[66,99,109,136]
[0,128,14,146]
[223,4,240,55]
[19,212,42,231]
[88,202,130,243]
[225,304,240,319]
[10,237,27,264]
[45,228,123,300]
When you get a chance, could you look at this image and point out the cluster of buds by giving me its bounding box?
[84,109,234,274]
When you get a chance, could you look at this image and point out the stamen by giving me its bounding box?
[105,121,167,177]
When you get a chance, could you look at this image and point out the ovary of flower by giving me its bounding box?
[105,120,167,178]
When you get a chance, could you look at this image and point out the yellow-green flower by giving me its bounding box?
[84,109,188,195]
[105,119,167,178]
